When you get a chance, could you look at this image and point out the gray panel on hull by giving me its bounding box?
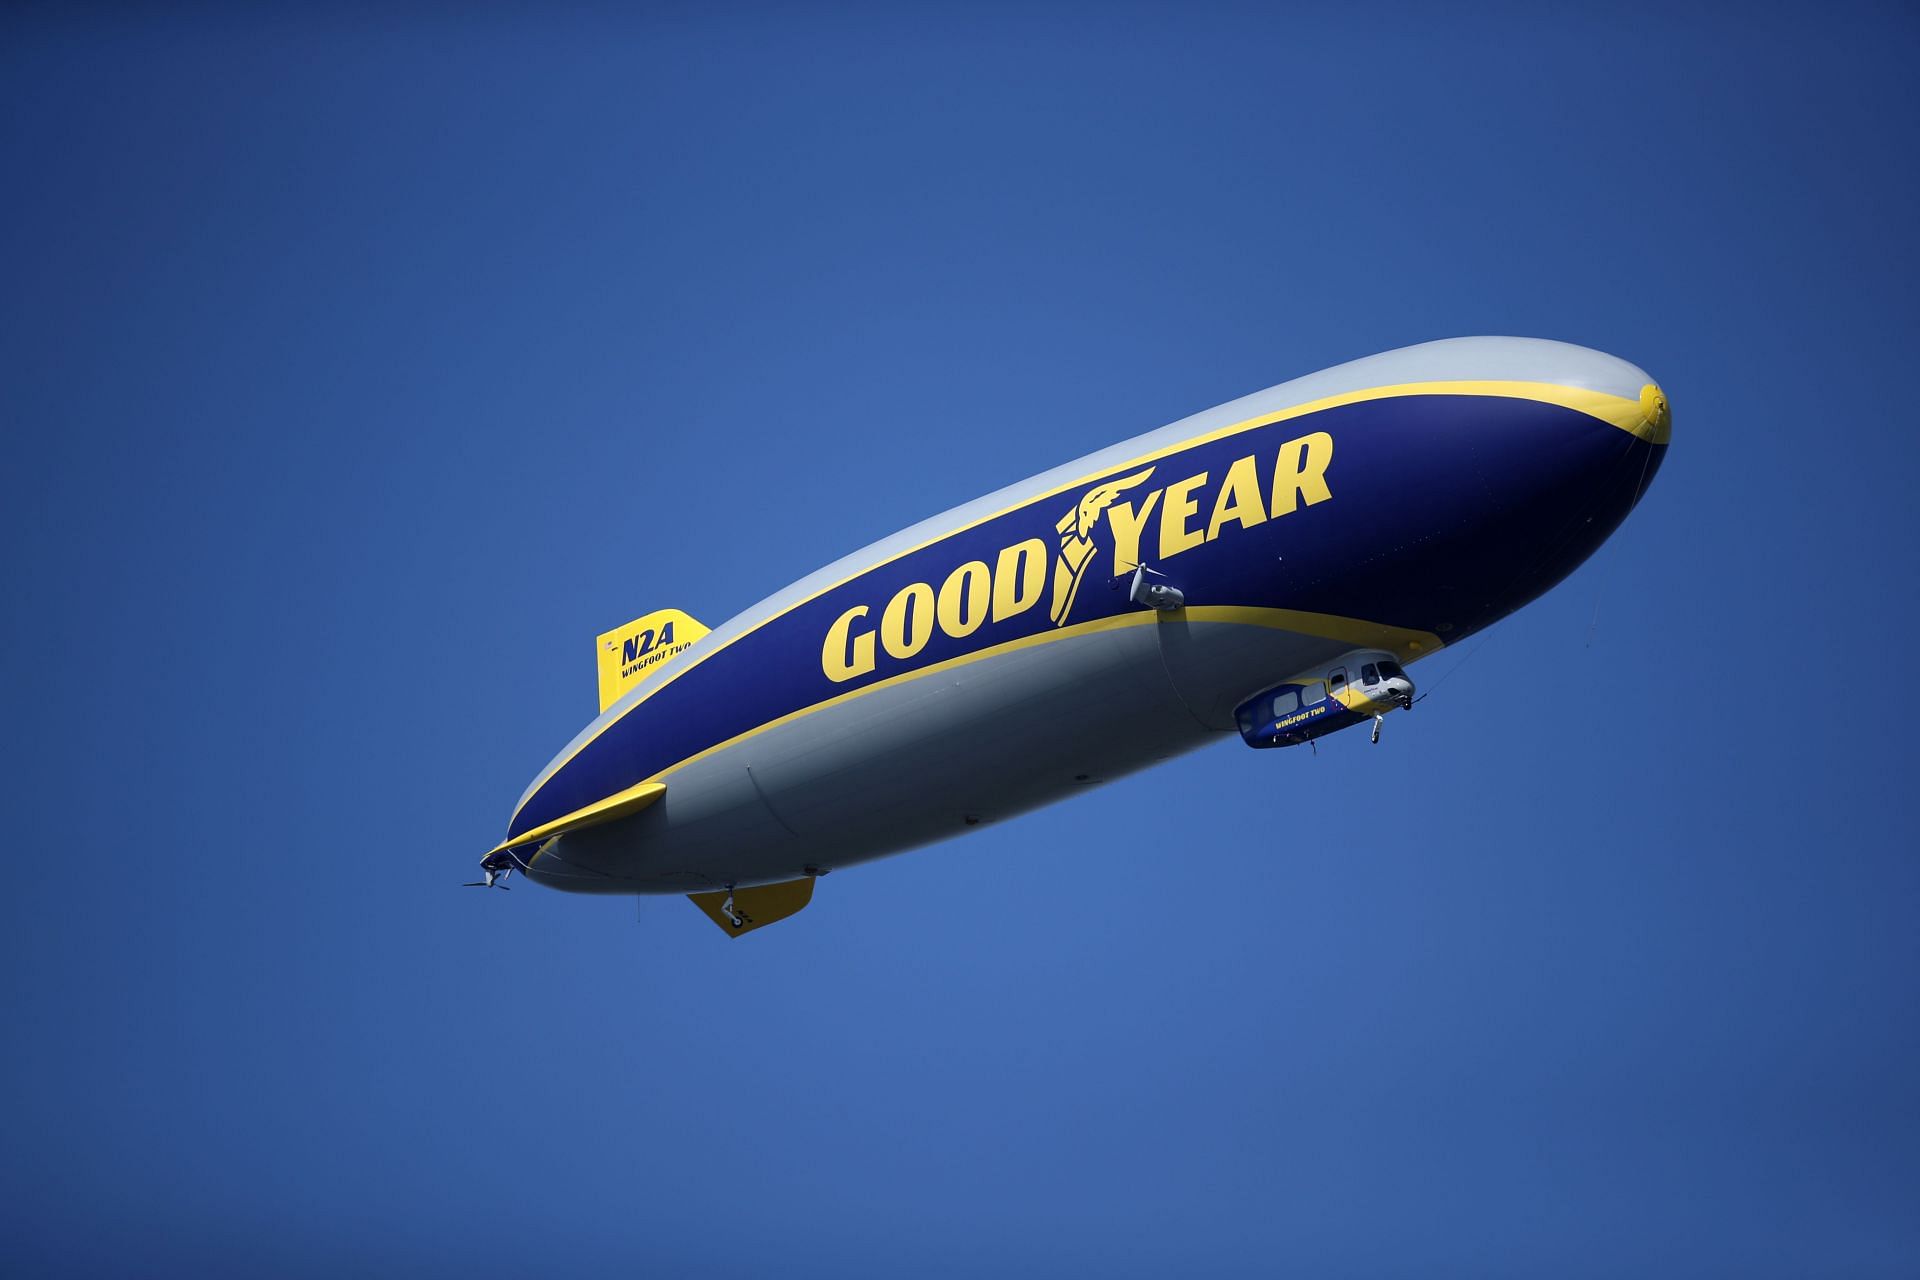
[542,616,1369,893]
[746,624,1198,857]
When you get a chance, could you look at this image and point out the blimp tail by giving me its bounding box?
[595,607,711,711]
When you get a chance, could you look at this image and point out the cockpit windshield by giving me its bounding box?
[1378,660,1406,681]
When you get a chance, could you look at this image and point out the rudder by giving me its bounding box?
[595,608,709,710]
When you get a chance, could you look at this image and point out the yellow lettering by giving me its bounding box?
[1108,491,1161,576]
[880,582,935,660]
[992,538,1047,621]
[822,605,875,683]
[937,560,991,638]
[1271,431,1334,516]
[1158,472,1208,560]
[1206,454,1267,542]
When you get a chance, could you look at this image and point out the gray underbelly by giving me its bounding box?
[529,615,1353,893]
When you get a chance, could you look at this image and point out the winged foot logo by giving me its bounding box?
[820,429,1334,683]
[1049,467,1154,626]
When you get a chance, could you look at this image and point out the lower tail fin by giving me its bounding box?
[688,878,815,937]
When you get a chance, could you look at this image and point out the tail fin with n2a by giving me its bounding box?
[595,608,709,711]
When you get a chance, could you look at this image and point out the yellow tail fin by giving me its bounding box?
[595,608,709,711]
[688,878,815,937]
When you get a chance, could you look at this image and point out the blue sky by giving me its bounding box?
[3,5,1916,1275]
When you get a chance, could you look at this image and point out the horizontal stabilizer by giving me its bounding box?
[597,608,709,711]
[688,877,815,938]
[486,780,667,858]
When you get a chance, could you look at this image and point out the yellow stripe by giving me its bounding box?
[490,779,667,856]
[1185,605,1440,657]
[513,377,1638,825]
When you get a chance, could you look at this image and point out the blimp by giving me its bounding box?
[473,337,1670,935]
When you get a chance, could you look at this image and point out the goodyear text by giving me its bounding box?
[821,430,1333,682]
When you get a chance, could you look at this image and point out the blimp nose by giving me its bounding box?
[1363,344,1672,641]
[1481,374,1669,616]
[1636,383,1673,445]
[1589,379,1670,513]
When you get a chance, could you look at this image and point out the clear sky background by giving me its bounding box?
[3,5,1916,1275]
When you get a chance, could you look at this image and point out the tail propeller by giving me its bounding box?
[463,865,513,890]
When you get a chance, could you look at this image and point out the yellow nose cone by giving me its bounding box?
[1638,383,1672,444]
